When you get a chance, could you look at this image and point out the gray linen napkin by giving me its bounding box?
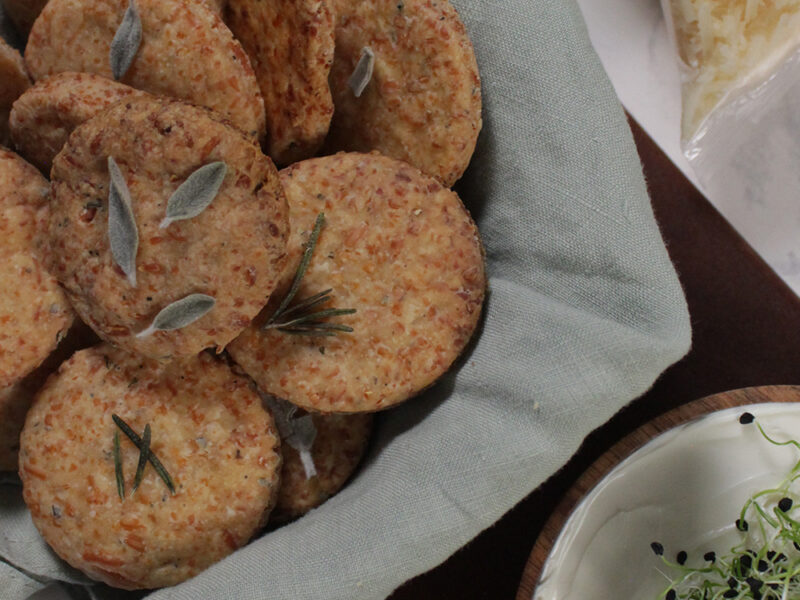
[0,0,691,598]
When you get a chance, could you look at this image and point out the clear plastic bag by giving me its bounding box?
[662,0,800,288]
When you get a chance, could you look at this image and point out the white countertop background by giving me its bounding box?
[578,0,800,296]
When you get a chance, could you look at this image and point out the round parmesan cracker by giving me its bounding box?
[225,0,335,165]
[19,345,282,590]
[228,152,485,413]
[0,148,73,389]
[325,0,482,187]
[48,96,289,360]
[0,319,99,472]
[0,38,30,147]
[1,0,48,34]
[272,411,372,522]
[25,0,266,141]
[11,72,147,175]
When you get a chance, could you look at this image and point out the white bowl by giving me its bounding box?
[533,402,800,599]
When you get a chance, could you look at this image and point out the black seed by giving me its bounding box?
[747,577,763,593]
[666,591,676,600]
[757,559,768,572]
[728,577,738,588]
[776,553,786,562]
[704,551,716,563]
[676,550,687,565]
[739,412,755,424]
[650,542,664,556]
[736,518,749,531]
[723,590,738,598]
[740,554,752,569]
[779,497,793,512]
[794,541,800,551]
[767,550,776,560]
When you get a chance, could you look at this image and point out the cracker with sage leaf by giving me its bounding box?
[0,148,73,389]
[19,345,282,590]
[0,37,30,147]
[24,0,266,140]
[229,152,486,413]
[324,0,482,187]
[10,72,148,174]
[47,96,289,360]
[265,396,373,523]
[225,0,335,164]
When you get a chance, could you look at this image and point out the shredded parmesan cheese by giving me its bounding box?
[669,0,800,140]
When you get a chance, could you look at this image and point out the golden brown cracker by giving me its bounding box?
[226,0,335,164]
[48,96,289,360]
[0,38,30,147]
[272,411,371,522]
[229,152,485,413]
[20,346,281,589]
[0,147,73,389]
[325,0,482,187]
[11,72,147,174]
[25,0,266,140]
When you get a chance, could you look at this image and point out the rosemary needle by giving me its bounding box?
[132,423,151,493]
[266,213,326,326]
[112,414,175,495]
[113,430,125,500]
[264,213,356,337]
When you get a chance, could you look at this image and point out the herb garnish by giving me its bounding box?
[263,213,356,337]
[136,293,216,338]
[262,395,318,479]
[131,423,151,493]
[113,430,125,500]
[112,414,175,495]
[110,0,142,80]
[653,414,800,599]
[160,162,227,229]
[348,47,375,98]
[108,156,139,287]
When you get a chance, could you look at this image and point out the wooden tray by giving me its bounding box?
[515,385,800,600]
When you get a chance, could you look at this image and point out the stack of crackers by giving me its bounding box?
[0,0,484,590]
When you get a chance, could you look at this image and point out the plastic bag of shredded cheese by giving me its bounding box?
[663,0,800,216]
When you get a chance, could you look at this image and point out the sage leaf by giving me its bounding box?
[261,395,318,479]
[348,47,375,98]
[287,415,317,479]
[160,162,227,229]
[261,394,298,439]
[108,156,139,287]
[110,0,142,80]
[136,294,215,338]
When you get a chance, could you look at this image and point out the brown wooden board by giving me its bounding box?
[516,385,800,600]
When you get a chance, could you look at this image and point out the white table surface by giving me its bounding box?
[579,0,800,297]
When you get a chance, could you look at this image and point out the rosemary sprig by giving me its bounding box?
[263,213,356,337]
[132,423,151,493]
[652,412,800,599]
[113,430,125,500]
[112,414,175,495]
